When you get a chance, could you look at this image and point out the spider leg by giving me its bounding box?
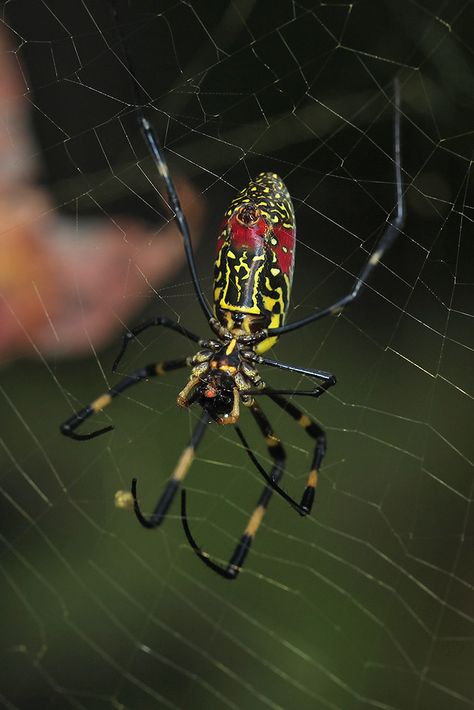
[108,0,212,322]
[247,353,336,385]
[236,393,328,516]
[235,427,302,514]
[60,358,189,441]
[138,117,213,321]
[112,316,200,373]
[132,410,209,529]
[267,392,327,515]
[181,428,284,581]
[267,77,404,337]
[243,355,337,397]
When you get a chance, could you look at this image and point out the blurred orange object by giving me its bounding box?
[0,28,206,361]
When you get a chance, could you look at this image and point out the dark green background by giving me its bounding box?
[2,1,473,708]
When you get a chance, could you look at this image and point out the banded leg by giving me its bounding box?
[132,410,209,529]
[181,402,286,580]
[248,400,286,480]
[60,358,188,441]
[267,78,404,337]
[269,392,326,515]
[181,468,284,581]
[112,316,200,373]
[108,0,213,322]
[238,393,327,515]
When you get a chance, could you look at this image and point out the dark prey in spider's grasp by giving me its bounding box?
[60,3,405,580]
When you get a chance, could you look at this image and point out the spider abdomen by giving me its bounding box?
[213,172,296,353]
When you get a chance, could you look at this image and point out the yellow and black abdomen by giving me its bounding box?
[213,172,296,353]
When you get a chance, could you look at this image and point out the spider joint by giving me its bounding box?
[241,349,260,363]
[198,339,221,351]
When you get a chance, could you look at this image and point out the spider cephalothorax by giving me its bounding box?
[177,336,265,424]
[60,6,404,581]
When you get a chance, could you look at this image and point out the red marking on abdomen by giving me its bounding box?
[227,214,268,250]
[273,224,296,275]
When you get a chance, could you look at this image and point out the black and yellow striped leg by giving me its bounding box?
[181,401,285,580]
[132,410,209,529]
[236,394,326,516]
[268,393,326,515]
[266,78,404,338]
[108,0,213,321]
[60,359,188,441]
[181,459,283,580]
[112,316,201,373]
[248,400,287,485]
[237,401,305,514]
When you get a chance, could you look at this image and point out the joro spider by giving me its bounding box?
[60,8,405,580]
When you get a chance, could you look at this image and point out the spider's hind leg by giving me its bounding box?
[181,402,286,580]
[237,393,327,516]
[268,392,327,516]
[181,458,284,580]
[132,410,209,529]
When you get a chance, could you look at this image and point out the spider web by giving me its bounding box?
[1,1,473,708]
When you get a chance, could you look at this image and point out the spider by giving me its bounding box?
[60,5,405,580]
